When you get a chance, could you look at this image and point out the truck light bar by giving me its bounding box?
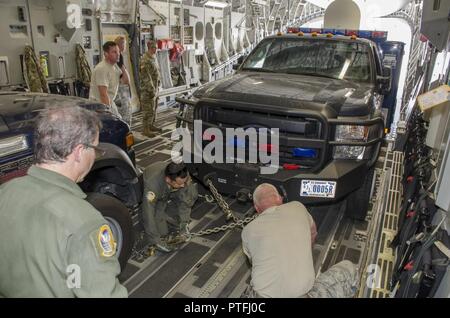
[286,27,388,43]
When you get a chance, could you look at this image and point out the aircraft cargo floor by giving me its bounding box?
[119,107,390,298]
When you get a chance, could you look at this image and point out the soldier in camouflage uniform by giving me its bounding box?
[142,161,198,253]
[139,40,162,138]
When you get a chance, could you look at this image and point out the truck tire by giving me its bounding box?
[86,193,134,270]
[345,167,375,220]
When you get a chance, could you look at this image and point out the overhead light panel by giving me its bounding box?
[204,1,229,8]
[251,0,267,5]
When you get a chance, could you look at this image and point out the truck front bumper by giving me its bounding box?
[188,159,370,204]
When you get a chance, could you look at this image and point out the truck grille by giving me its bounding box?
[197,105,328,171]
[0,155,33,184]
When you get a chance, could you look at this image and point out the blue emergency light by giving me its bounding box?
[228,137,246,148]
[292,148,317,158]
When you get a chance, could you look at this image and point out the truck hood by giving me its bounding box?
[0,92,116,131]
[193,72,375,116]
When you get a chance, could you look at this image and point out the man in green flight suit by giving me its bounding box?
[139,40,162,138]
[0,106,127,298]
[142,161,198,252]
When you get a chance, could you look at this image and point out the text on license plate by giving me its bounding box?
[300,180,336,198]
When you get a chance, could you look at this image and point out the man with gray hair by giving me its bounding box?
[0,106,127,298]
[241,183,359,298]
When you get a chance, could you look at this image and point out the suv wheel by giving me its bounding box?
[345,167,375,220]
[86,193,134,270]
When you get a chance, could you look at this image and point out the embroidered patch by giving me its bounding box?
[147,191,156,203]
[97,225,116,258]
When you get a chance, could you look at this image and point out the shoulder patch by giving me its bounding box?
[147,191,156,203]
[97,224,116,258]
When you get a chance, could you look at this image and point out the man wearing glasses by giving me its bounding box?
[142,161,198,252]
[0,106,127,297]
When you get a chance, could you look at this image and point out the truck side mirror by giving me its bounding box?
[233,55,245,71]
[377,66,391,95]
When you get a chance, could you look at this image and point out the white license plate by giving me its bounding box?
[300,180,336,198]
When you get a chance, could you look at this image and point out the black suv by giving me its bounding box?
[0,92,143,267]
[178,34,391,219]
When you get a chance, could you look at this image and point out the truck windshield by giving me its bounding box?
[241,38,373,83]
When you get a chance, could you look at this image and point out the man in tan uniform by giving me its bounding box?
[139,40,162,137]
[89,41,129,118]
[242,183,359,298]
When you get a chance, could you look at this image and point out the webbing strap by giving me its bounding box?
[434,241,450,260]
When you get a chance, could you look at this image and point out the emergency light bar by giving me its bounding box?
[287,27,388,43]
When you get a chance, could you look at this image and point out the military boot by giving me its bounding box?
[166,222,191,244]
[155,241,173,253]
[149,124,163,133]
[143,127,157,138]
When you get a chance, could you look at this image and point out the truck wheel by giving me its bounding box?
[86,193,134,270]
[345,167,375,220]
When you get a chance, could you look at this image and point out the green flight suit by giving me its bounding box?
[142,162,198,245]
[0,166,127,298]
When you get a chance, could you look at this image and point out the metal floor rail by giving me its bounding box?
[359,144,404,298]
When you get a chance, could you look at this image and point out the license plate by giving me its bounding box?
[300,180,336,198]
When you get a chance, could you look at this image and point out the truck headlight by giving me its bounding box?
[333,125,368,160]
[0,135,29,158]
